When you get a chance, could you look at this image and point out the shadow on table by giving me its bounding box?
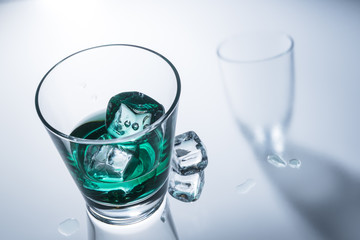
[253,142,360,240]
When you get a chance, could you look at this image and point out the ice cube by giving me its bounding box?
[267,154,287,168]
[105,92,164,138]
[172,131,208,175]
[84,144,137,181]
[168,169,205,202]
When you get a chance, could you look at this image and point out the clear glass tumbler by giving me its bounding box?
[217,32,295,154]
[35,44,180,225]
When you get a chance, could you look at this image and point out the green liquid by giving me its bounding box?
[65,92,173,206]
[68,118,170,205]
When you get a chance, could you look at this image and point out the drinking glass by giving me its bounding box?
[35,44,182,225]
[217,32,295,154]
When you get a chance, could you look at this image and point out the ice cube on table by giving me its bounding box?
[168,169,205,203]
[84,144,138,181]
[105,91,164,138]
[172,131,208,175]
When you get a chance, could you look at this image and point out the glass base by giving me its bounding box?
[86,182,167,225]
[87,196,179,240]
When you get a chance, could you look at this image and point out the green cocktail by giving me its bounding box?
[66,92,172,205]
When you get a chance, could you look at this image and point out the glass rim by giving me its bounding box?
[35,44,181,144]
[216,31,294,63]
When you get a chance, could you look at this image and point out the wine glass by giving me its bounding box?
[217,32,295,155]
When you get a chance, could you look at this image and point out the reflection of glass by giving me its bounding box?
[35,44,181,225]
[217,32,295,154]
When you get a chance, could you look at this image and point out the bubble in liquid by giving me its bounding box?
[236,179,256,194]
[288,158,302,169]
[124,120,131,127]
[58,218,79,237]
[132,123,139,130]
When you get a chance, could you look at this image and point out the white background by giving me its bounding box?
[1,0,360,239]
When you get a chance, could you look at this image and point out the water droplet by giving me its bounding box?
[124,120,131,127]
[132,123,139,130]
[288,158,301,169]
[267,154,287,168]
[81,82,87,89]
[236,179,256,194]
[58,218,79,237]
[160,210,166,223]
[91,95,98,102]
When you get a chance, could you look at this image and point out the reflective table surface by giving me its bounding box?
[1,0,360,239]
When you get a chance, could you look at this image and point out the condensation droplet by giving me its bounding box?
[236,179,256,194]
[81,82,87,89]
[160,210,166,223]
[91,95,98,102]
[58,218,79,237]
[288,158,302,169]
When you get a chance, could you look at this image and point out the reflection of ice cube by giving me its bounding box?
[84,145,135,181]
[172,131,208,175]
[107,103,151,138]
[168,169,205,202]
